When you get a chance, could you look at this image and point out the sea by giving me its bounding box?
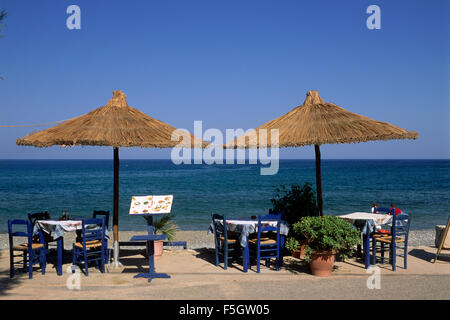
[0,159,448,232]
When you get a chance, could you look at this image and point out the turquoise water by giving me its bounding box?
[0,159,448,232]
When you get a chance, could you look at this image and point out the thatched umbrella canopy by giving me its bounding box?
[17,90,206,266]
[225,90,418,215]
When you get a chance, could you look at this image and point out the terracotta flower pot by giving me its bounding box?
[292,249,301,258]
[154,240,164,260]
[291,241,308,259]
[298,240,308,259]
[309,251,335,277]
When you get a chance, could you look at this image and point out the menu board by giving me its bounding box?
[129,195,173,215]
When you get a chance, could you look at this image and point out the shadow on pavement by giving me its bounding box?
[117,248,147,273]
[192,248,311,274]
[192,248,245,271]
[0,250,27,297]
[409,248,450,263]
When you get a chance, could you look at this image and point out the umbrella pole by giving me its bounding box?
[314,144,323,216]
[112,147,122,267]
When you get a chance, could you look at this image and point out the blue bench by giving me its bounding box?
[119,240,187,249]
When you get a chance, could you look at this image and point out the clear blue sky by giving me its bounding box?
[0,0,448,159]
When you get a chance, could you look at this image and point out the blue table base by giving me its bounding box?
[130,217,170,283]
[134,273,171,280]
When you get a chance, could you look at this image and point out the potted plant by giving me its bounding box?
[285,236,309,259]
[151,214,178,259]
[285,237,301,258]
[293,215,360,276]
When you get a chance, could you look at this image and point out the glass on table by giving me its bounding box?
[60,209,69,221]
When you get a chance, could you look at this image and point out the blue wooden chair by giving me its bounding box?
[27,211,59,250]
[8,219,47,279]
[27,211,51,226]
[93,210,110,264]
[211,214,240,270]
[374,213,411,271]
[72,217,106,276]
[249,214,282,273]
[93,210,110,228]
[267,210,286,266]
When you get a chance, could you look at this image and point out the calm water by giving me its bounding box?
[0,159,448,232]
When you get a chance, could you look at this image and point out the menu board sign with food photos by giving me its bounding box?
[129,195,173,215]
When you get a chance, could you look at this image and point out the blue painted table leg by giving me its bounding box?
[133,240,171,283]
[363,234,370,269]
[133,217,171,283]
[371,234,376,266]
[148,239,154,274]
[57,237,63,276]
[243,238,249,272]
[279,235,285,267]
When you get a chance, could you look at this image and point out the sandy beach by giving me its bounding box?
[0,228,449,300]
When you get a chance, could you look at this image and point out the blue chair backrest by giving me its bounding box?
[270,210,284,220]
[8,219,34,249]
[257,214,281,241]
[28,211,50,227]
[375,207,391,214]
[392,213,411,241]
[93,210,110,228]
[212,214,226,238]
[81,218,105,244]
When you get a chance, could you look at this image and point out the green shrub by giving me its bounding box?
[293,215,360,262]
[271,183,318,236]
[285,237,300,252]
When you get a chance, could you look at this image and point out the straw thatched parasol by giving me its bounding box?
[225,90,418,216]
[17,90,206,266]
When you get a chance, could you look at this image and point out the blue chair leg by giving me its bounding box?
[404,245,408,269]
[380,242,385,264]
[9,250,14,278]
[23,252,27,272]
[257,247,261,273]
[104,241,109,264]
[41,248,46,275]
[392,242,396,271]
[371,236,376,265]
[28,252,33,279]
[215,243,220,267]
[276,247,280,271]
[279,236,285,267]
[100,247,105,273]
[83,248,89,276]
[72,245,76,267]
[224,243,228,270]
